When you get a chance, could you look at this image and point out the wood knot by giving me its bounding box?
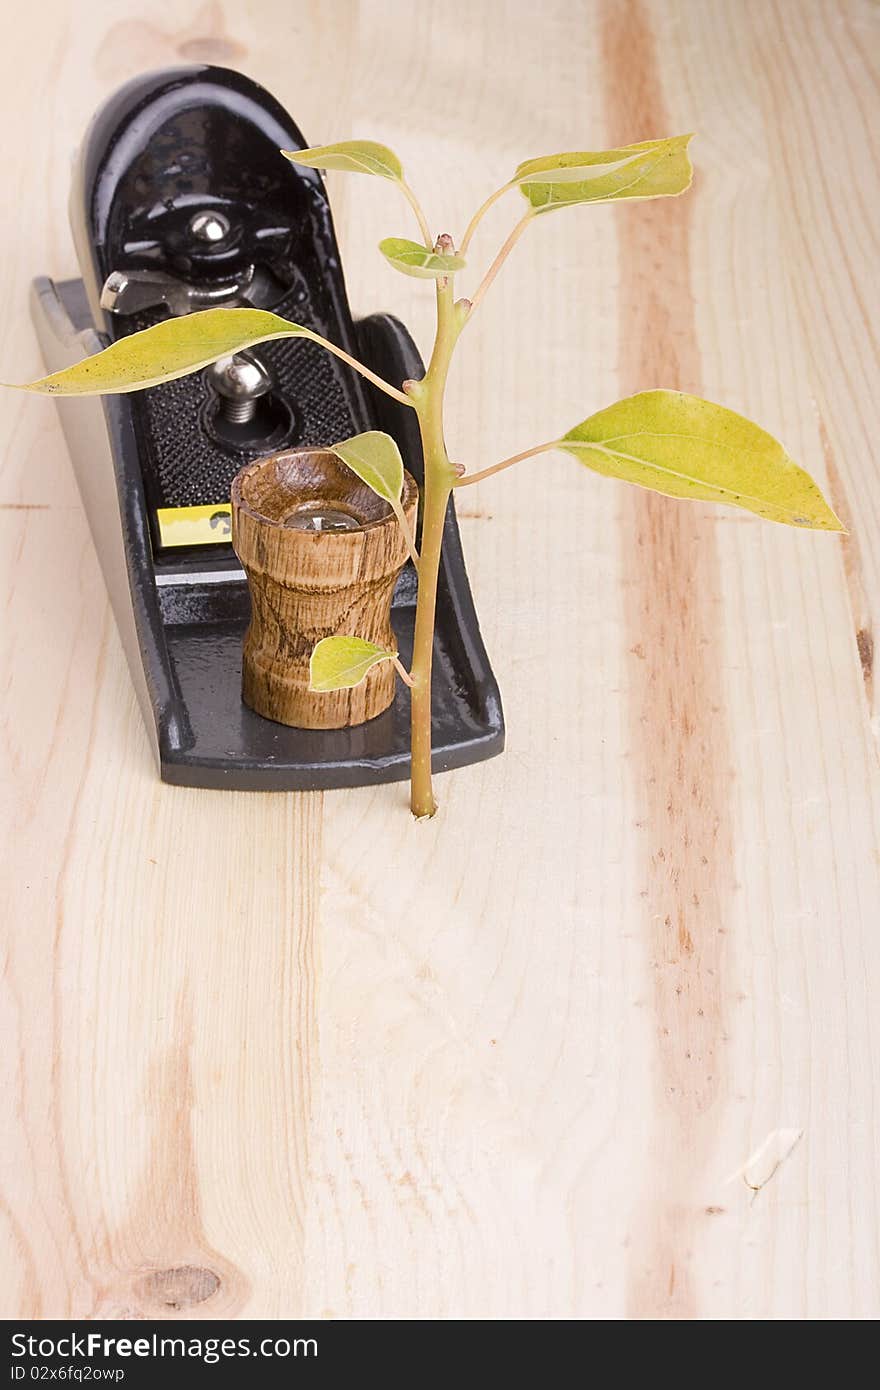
[134,1265,220,1311]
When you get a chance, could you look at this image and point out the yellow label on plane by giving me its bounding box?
[156,503,232,547]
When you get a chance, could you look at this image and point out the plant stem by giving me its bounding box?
[408,273,462,818]
[400,179,433,248]
[454,439,558,488]
[409,480,449,817]
[392,655,415,688]
[392,500,420,570]
[459,181,515,254]
[304,330,415,406]
[465,210,534,319]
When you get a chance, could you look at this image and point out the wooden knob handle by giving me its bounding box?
[231,448,418,729]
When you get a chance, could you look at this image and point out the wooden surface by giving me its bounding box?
[2,0,879,1321]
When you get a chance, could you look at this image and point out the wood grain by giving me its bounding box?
[232,450,417,728]
[600,0,734,1320]
[2,0,879,1320]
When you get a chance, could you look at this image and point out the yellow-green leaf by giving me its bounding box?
[329,431,404,506]
[281,140,403,181]
[309,636,398,692]
[379,237,465,279]
[6,308,315,396]
[558,390,844,530]
[515,134,693,213]
[329,431,419,567]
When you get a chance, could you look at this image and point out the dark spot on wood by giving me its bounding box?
[135,1264,220,1310]
[857,627,873,685]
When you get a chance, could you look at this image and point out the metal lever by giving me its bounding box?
[100,264,256,317]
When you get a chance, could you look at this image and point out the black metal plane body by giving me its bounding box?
[32,65,503,790]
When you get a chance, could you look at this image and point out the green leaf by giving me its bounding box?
[309,636,398,692]
[7,308,315,396]
[329,431,419,566]
[329,431,404,505]
[379,237,466,279]
[281,140,403,181]
[558,390,844,530]
[514,134,693,213]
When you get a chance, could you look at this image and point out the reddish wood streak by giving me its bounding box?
[857,628,874,687]
[819,416,874,707]
[600,0,732,1321]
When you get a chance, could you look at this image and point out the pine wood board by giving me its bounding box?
[1,0,878,1320]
